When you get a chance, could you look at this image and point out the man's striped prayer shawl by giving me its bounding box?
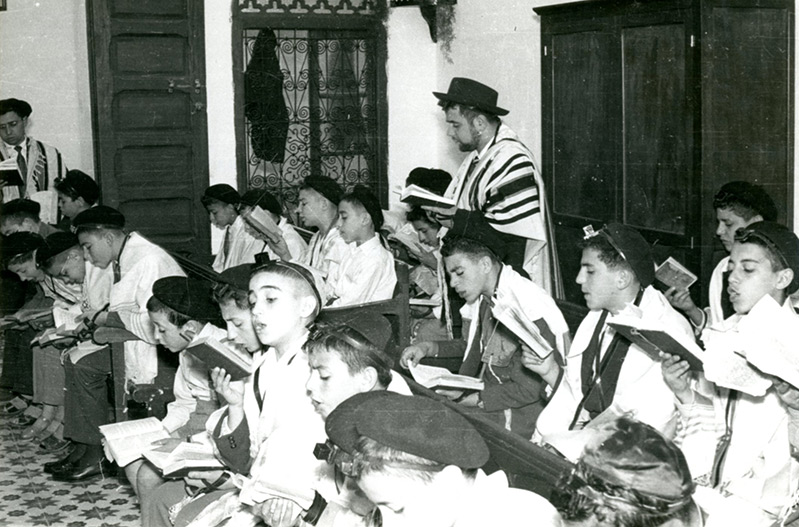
[0,137,67,199]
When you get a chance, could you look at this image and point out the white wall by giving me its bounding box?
[0,0,94,176]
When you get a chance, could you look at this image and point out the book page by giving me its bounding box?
[702,329,771,396]
[736,295,799,388]
[655,257,697,290]
[491,300,553,359]
[408,363,484,391]
[100,417,170,466]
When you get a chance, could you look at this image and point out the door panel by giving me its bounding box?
[88,0,210,260]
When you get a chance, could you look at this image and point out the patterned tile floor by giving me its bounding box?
[0,421,140,527]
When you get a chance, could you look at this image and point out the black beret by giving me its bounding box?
[240,189,282,217]
[216,263,254,292]
[3,232,46,266]
[444,209,506,261]
[325,391,395,454]
[714,181,778,222]
[354,393,489,469]
[152,276,221,324]
[0,98,33,118]
[346,185,384,232]
[315,309,394,363]
[55,170,100,205]
[587,223,655,288]
[580,417,694,505]
[406,167,452,197]
[72,205,125,230]
[253,260,323,317]
[36,232,79,267]
[302,176,343,205]
[737,221,799,294]
[203,184,240,206]
[1,199,40,219]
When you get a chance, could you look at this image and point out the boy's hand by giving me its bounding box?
[774,380,799,411]
[254,497,304,527]
[150,437,183,450]
[265,234,292,261]
[184,469,233,490]
[210,367,245,407]
[399,341,437,369]
[659,352,693,404]
[664,288,704,327]
[521,346,561,387]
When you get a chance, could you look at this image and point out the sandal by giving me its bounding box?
[22,416,50,439]
[35,406,64,442]
[1,396,30,416]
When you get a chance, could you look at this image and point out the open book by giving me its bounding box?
[608,318,704,371]
[186,325,253,381]
[31,325,81,348]
[491,301,554,359]
[142,441,223,479]
[242,205,282,241]
[1,307,55,330]
[99,417,170,467]
[702,328,772,396]
[409,363,484,391]
[400,184,455,209]
[388,229,429,257]
[655,257,697,290]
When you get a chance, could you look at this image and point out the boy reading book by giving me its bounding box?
[400,211,569,438]
[239,188,307,262]
[663,222,799,526]
[327,185,396,307]
[0,198,59,238]
[296,175,350,279]
[203,184,263,272]
[529,223,693,448]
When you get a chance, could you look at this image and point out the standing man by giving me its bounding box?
[0,98,67,201]
[432,78,558,294]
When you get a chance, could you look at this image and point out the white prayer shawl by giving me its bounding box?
[300,225,350,280]
[534,286,692,447]
[443,123,555,293]
[0,137,67,200]
[327,235,396,307]
[263,217,308,262]
[212,216,265,273]
[161,325,226,433]
[110,232,185,383]
[40,275,83,307]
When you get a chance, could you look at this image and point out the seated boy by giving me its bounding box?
[54,169,99,228]
[666,181,779,331]
[528,224,692,447]
[663,221,799,526]
[239,188,307,262]
[203,184,263,272]
[401,211,570,438]
[0,198,59,238]
[4,231,82,303]
[325,392,562,526]
[49,206,185,482]
[327,185,396,307]
[296,175,350,279]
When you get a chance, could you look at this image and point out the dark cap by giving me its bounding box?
[406,168,452,197]
[72,205,125,230]
[55,170,100,205]
[3,232,46,266]
[0,98,33,118]
[433,77,509,116]
[325,391,395,454]
[580,416,694,505]
[216,263,254,292]
[302,176,343,205]
[1,199,40,219]
[585,223,655,287]
[736,221,799,294]
[714,181,778,222]
[36,232,79,267]
[444,209,506,261]
[315,310,393,362]
[354,393,489,468]
[253,260,324,317]
[345,185,384,232]
[152,276,221,324]
[240,189,282,217]
[203,184,240,206]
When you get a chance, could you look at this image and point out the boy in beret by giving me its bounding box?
[296,175,350,280]
[0,98,67,201]
[529,224,692,447]
[54,169,99,225]
[0,198,59,238]
[401,211,570,438]
[202,184,263,272]
[325,392,562,526]
[662,222,799,526]
[52,206,185,481]
[666,181,782,331]
[238,188,307,262]
[327,185,396,307]
[552,416,700,527]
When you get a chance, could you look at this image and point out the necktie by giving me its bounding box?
[223,226,232,261]
[15,145,30,189]
[710,390,739,487]
[460,300,492,377]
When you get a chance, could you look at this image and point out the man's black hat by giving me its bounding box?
[433,77,509,116]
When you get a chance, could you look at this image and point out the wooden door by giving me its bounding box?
[87,0,210,260]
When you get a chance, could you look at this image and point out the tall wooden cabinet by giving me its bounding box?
[535,0,793,304]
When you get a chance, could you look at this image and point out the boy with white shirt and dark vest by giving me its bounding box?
[203,184,263,272]
[528,224,693,450]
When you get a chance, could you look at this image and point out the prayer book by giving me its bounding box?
[409,297,441,307]
[31,325,81,348]
[0,158,23,186]
[0,307,55,330]
[409,363,484,391]
[400,185,456,209]
[702,329,771,396]
[142,441,223,479]
[607,318,704,371]
[186,325,253,381]
[491,300,554,359]
[387,229,429,256]
[242,205,282,241]
[655,257,698,290]
[99,417,170,467]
